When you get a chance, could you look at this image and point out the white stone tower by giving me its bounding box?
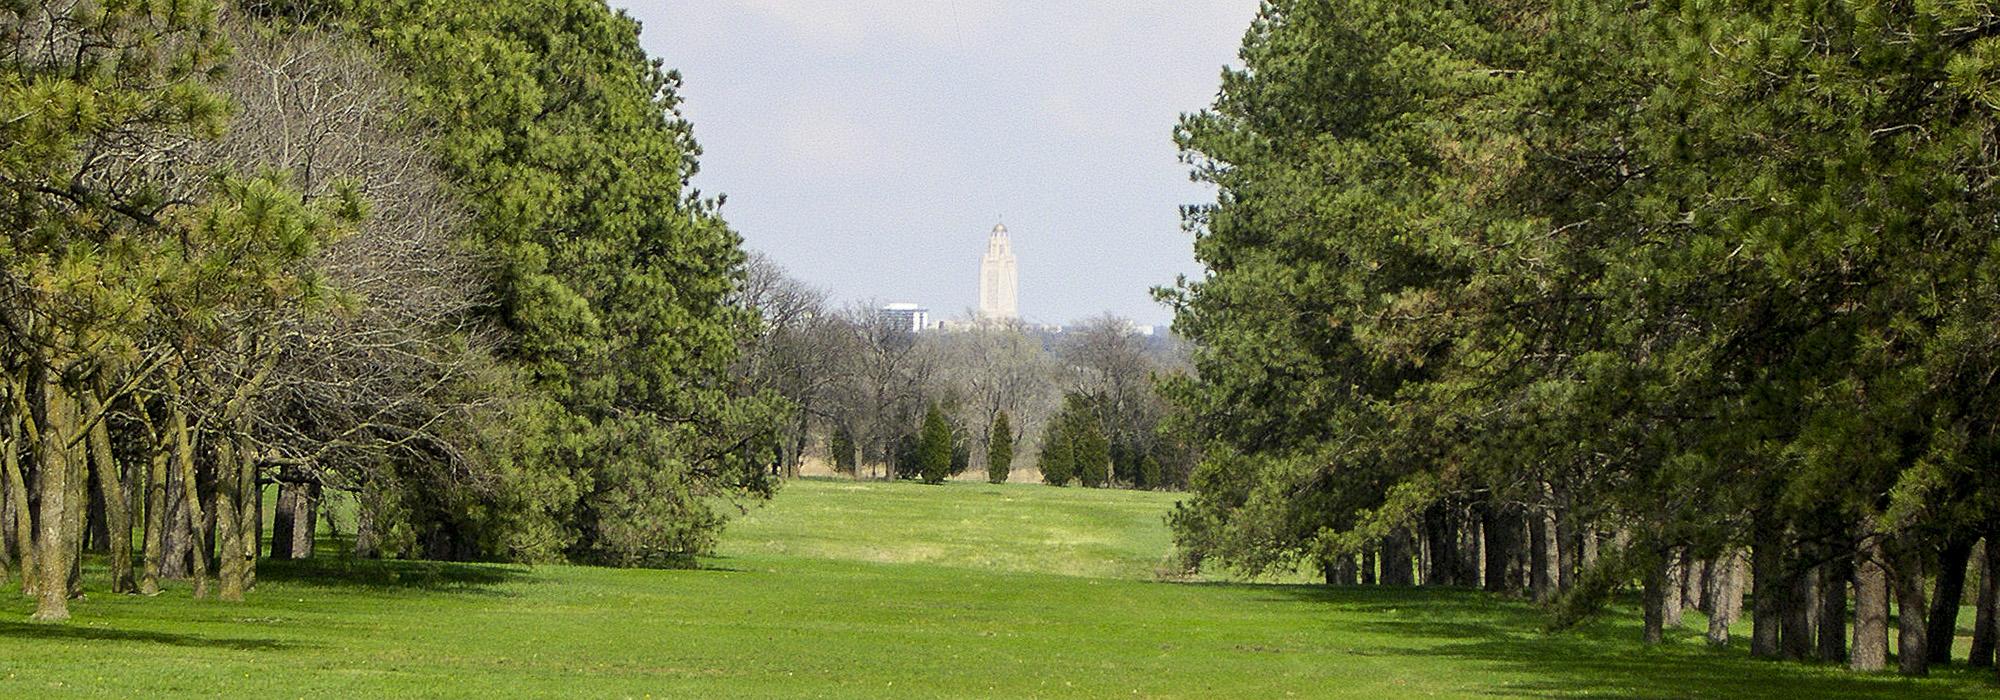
[978,223,1019,320]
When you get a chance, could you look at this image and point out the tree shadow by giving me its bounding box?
[0,621,293,651]
[1241,584,1998,699]
[255,557,530,596]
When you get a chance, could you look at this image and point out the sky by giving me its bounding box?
[615,1,1261,327]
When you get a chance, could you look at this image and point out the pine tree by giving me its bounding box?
[918,405,953,485]
[987,412,1014,484]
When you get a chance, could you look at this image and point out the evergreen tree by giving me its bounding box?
[830,427,858,476]
[988,412,1014,484]
[918,404,953,485]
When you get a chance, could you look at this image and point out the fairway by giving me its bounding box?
[0,478,1991,698]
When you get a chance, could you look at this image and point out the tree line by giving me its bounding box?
[737,256,1197,491]
[1166,0,2000,679]
[0,0,783,621]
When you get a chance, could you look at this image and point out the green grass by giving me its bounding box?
[0,478,1993,698]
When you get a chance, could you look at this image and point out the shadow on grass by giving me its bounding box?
[0,621,293,650]
[255,557,530,596]
[1238,583,1998,699]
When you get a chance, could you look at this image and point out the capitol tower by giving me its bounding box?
[978,223,1019,320]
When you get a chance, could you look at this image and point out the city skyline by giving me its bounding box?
[622,1,1261,325]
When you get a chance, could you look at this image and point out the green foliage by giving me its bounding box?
[1040,393,1111,488]
[893,433,922,481]
[831,427,858,475]
[918,404,953,485]
[1164,0,2000,656]
[987,412,1014,484]
[291,0,784,564]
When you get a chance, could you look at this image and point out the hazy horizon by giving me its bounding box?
[620,1,1260,326]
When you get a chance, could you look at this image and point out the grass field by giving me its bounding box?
[0,478,1994,698]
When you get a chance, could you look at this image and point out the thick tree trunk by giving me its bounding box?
[159,459,190,580]
[1782,557,1816,660]
[1322,555,1357,586]
[1852,536,1890,672]
[271,479,298,560]
[1461,510,1484,589]
[31,369,82,622]
[1972,538,1998,668]
[138,439,168,595]
[1360,546,1376,586]
[1683,552,1705,617]
[1926,534,1976,666]
[1890,539,1930,676]
[1818,551,1851,663]
[82,388,134,593]
[214,436,246,603]
[1707,550,1743,647]
[1380,529,1414,586]
[1662,548,1685,629]
[1643,547,1669,645]
[1481,504,1517,594]
[297,482,318,559]
[1750,516,1784,658]
[1554,504,1579,594]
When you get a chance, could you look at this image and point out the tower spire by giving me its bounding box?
[979,222,1018,320]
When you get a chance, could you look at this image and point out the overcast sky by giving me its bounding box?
[616,1,1260,326]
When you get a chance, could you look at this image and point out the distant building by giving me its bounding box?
[978,223,1019,320]
[878,303,930,333]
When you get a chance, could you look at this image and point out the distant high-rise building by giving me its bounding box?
[878,303,930,333]
[979,223,1019,320]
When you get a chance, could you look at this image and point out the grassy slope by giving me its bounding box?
[0,478,1990,698]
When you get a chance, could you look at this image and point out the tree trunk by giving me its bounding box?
[1890,538,1929,676]
[138,432,169,595]
[297,482,318,559]
[270,479,298,560]
[1461,509,1484,588]
[1971,538,1998,669]
[1782,556,1816,660]
[1642,547,1669,645]
[1852,536,1890,672]
[214,435,246,603]
[1554,503,1579,595]
[1423,504,1456,586]
[1481,504,1514,594]
[1926,534,1976,666]
[3,410,36,598]
[31,369,82,622]
[1818,551,1851,663]
[1381,529,1414,586]
[168,398,209,599]
[1683,553,1705,617]
[1663,548,1685,629]
[1750,516,1784,658]
[354,495,379,559]
[1707,550,1743,647]
[82,388,134,593]
[1529,507,1552,602]
[160,459,190,580]
[1360,546,1376,586]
